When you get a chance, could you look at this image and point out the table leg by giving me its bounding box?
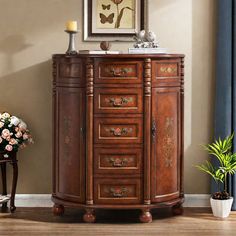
[1,163,8,210]
[10,160,18,212]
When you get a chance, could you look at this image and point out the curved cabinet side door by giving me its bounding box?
[151,87,181,203]
[54,87,85,203]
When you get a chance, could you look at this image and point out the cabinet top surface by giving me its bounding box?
[52,53,185,59]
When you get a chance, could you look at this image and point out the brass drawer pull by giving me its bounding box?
[109,157,128,167]
[110,187,128,198]
[109,67,130,76]
[108,97,132,107]
[107,127,132,136]
[160,66,177,73]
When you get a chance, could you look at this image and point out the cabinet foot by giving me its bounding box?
[83,209,96,223]
[53,204,64,216]
[172,203,183,215]
[139,209,152,223]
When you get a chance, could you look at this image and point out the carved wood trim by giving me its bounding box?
[52,59,57,194]
[86,58,94,205]
[52,60,57,93]
[180,57,184,197]
[86,58,94,96]
[144,58,151,204]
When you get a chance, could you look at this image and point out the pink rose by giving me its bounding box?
[23,133,29,140]
[15,127,19,132]
[6,136,11,141]
[20,143,26,149]
[18,121,27,131]
[2,129,10,138]
[9,138,17,145]
[28,137,34,144]
[5,144,13,152]
[15,131,22,138]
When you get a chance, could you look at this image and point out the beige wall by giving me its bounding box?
[0,0,216,194]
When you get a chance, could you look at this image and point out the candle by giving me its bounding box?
[66,21,77,31]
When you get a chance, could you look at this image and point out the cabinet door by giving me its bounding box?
[151,87,181,203]
[53,87,85,203]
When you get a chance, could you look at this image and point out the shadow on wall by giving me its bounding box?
[0,61,52,193]
[0,35,32,72]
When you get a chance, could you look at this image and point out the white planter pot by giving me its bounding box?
[210,197,233,218]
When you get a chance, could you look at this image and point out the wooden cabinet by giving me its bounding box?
[151,87,181,203]
[52,54,184,223]
[53,86,85,204]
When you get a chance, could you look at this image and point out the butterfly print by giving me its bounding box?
[102,4,111,10]
[100,13,114,24]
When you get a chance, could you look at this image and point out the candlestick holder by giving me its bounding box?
[65,30,78,55]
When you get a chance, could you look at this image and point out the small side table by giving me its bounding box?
[0,152,18,212]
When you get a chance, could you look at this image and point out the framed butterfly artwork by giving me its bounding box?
[83,0,147,41]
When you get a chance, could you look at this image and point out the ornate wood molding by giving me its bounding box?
[180,57,184,196]
[144,58,151,205]
[86,58,94,205]
[86,58,94,96]
[144,58,151,96]
[52,61,57,93]
[180,57,184,94]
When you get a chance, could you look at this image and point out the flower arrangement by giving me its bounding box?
[0,112,33,157]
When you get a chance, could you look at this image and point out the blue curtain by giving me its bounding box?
[214,0,236,210]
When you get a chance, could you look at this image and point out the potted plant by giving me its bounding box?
[196,133,236,218]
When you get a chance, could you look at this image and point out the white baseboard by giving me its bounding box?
[12,194,210,208]
[183,194,211,207]
[15,194,53,207]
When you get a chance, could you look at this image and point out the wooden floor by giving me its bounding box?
[0,207,236,236]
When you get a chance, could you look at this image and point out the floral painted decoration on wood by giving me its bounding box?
[0,112,33,157]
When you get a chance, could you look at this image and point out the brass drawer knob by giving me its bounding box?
[109,67,131,76]
[160,66,177,73]
[109,157,128,167]
[109,187,128,197]
[108,97,132,107]
[108,127,132,136]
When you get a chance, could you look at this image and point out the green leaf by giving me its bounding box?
[115,7,134,28]
[197,133,236,189]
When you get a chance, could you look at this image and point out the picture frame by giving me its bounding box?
[83,0,147,42]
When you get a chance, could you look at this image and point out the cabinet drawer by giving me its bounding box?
[94,148,142,175]
[59,62,82,78]
[152,60,181,87]
[94,178,142,204]
[95,60,143,84]
[156,63,178,77]
[94,88,143,114]
[54,58,84,86]
[94,118,143,144]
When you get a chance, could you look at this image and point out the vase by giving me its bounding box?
[210,197,233,218]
